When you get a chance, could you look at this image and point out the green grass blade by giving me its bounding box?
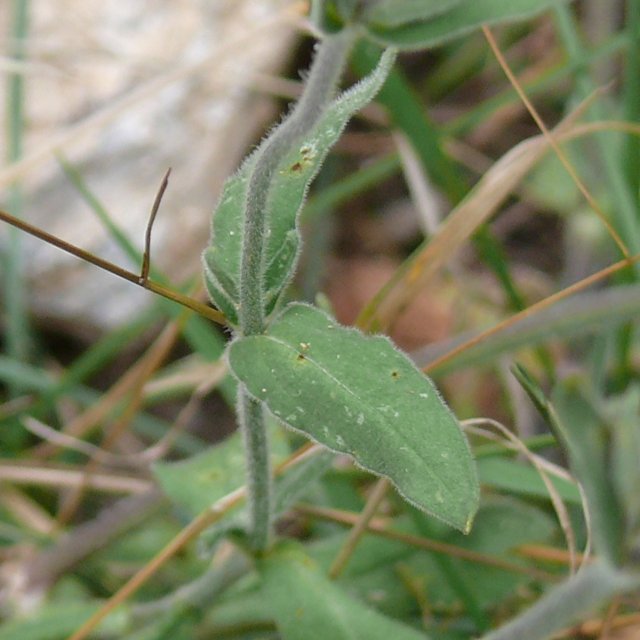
[554,4,640,257]
[623,0,640,196]
[364,0,572,50]
[420,284,640,375]
[3,0,31,402]
[302,152,400,222]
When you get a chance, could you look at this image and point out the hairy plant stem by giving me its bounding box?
[237,29,356,552]
[239,28,355,335]
[237,391,272,552]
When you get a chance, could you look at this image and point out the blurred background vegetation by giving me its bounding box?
[1,1,639,638]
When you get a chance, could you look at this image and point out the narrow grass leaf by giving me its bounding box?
[358,115,593,333]
[417,284,640,375]
[259,541,429,640]
[514,370,625,567]
[302,152,400,222]
[203,49,396,325]
[363,0,463,29]
[609,386,640,535]
[365,0,572,51]
[358,128,554,332]
[482,561,640,640]
[550,381,625,566]
[228,303,479,532]
[478,457,581,505]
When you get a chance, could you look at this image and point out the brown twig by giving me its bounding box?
[0,461,152,494]
[516,543,588,567]
[482,25,629,258]
[0,208,226,326]
[425,252,640,374]
[296,503,556,581]
[140,168,171,285]
[328,477,389,579]
[32,305,193,458]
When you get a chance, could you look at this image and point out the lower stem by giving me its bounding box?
[238,387,272,553]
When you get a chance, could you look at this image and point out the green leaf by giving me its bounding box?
[364,0,569,50]
[313,537,419,620]
[363,0,464,28]
[203,49,396,326]
[155,422,332,556]
[259,541,429,640]
[478,457,582,505]
[305,499,554,621]
[125,610,196,640]
[153,426,289,518]
[227,303,479,532]
[273,449,336,515]
[208,590,275,633]
[153,432,247,518]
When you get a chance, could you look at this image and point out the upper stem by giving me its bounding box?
[238,29,355,336]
